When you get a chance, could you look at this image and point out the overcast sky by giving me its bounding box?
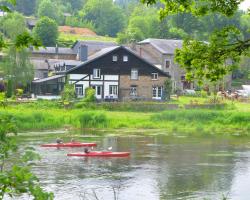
[239,0,250,11]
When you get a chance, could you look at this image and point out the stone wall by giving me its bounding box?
[119,75,168,100]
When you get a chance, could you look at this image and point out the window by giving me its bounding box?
[112,55,118,62]
[109,85,118,95]
[165,60,171,68]
[130,86,137,96]
[151,73,158,80]
[75,84,83,96]
[123,55,128,62]
[131,68,138,80]
[152,86,163,99]
[93,68,101,79]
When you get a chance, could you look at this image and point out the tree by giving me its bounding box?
[15,0,37,16]
[117,5,160,43]
[0,12,27,40]
[0,46,34,93]
[37,0,60,23]
[81,0,125,37]
[141,0,250,86]
[33,17,58,46]
[0,113,54,199]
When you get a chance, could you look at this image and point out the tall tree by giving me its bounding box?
[37,0,61,23]
[15,0,37,16]
[142,0,250,86]
[33,17,58,46]
[81,0,125,37]
[0,12,27,40]
[0,46,34,93]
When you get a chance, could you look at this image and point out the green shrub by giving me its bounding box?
[16,88,23,97]
[84,87,96,102]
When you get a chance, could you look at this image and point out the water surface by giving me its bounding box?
[14,130,250,200]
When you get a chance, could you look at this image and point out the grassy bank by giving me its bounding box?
[0,99,249,136]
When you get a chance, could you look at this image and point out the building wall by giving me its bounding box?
[119,75,167,100]
[31,53,76,60]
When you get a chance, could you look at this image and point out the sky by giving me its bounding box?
[239,0,250,11]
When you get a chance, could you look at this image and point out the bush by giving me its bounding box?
[84,87,96,102]
[16,88,23,97]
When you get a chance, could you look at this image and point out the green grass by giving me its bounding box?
[57,33,116,47]
[0,98,249,136]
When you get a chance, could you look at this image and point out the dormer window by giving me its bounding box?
[112,55,118,62]
[123,55,128,62]
[93,68,101,79]
[152,73,158,80]
[131,68,138,80]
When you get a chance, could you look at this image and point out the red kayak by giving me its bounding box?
[41,142,97,148]
[67,151,130,157]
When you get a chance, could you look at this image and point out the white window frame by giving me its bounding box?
[131,68,138,80]
[75,84,83,96]
[152,86,163,99]
[130,86,137,96]
[109,85,118,96]
[123,55,128,62]
[93,68,101,79]
[165,59,171,68]
[152,73,158,80]
[112,55,118,62]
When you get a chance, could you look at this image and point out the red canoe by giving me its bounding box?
[41,142,97,148]
[67,151,130,157]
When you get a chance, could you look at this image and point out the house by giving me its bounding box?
[67,46,170,101]
[133,38,193,91]
[30,41,117,79]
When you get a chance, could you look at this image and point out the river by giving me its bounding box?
[13,130,250,200]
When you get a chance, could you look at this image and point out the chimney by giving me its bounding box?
[55,44,58,54]
[79,45,88,62]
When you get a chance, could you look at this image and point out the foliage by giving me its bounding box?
[15,0,36,16]
[60,83,75,106]
[33,17,58,46]
[141,0,243,18]
[0,46,34,91]
[0,12,27,40]
[84,87,96,102]
[164,78,172,101]
[0,113,53,199]
[16,88,23,97]
[81,0,125,37]
[175,26,247,85]
[0,92,6,107]
[79,112,108,128]
[37,0,60,23]
[117,5,159,43]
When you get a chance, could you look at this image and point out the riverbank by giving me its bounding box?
[0,98,249,136]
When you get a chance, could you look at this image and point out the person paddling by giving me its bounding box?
[84,147,90,154]
[56,138,63,144]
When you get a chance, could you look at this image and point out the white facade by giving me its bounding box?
[69,74,119,100]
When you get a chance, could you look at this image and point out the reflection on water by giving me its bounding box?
[12,131,250,200]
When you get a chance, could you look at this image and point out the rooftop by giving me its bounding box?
[138,38,183,54]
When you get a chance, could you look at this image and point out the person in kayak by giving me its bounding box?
[84,147,90,153]
[56,138,63,144]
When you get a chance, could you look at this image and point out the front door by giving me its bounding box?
[92,85,102,99]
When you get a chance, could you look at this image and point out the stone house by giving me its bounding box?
[133,38,193,92]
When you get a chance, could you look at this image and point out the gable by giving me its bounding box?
[67,46,169,77]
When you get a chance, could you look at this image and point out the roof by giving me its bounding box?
[138,38,183,54]
[32,75,65,83]
[67,46,170,77]
[26,17,37,26]
[31,47,75,55]
[71,40,117,55]
[30,59,48,70]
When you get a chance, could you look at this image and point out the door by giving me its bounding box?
[92,85,102,99]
